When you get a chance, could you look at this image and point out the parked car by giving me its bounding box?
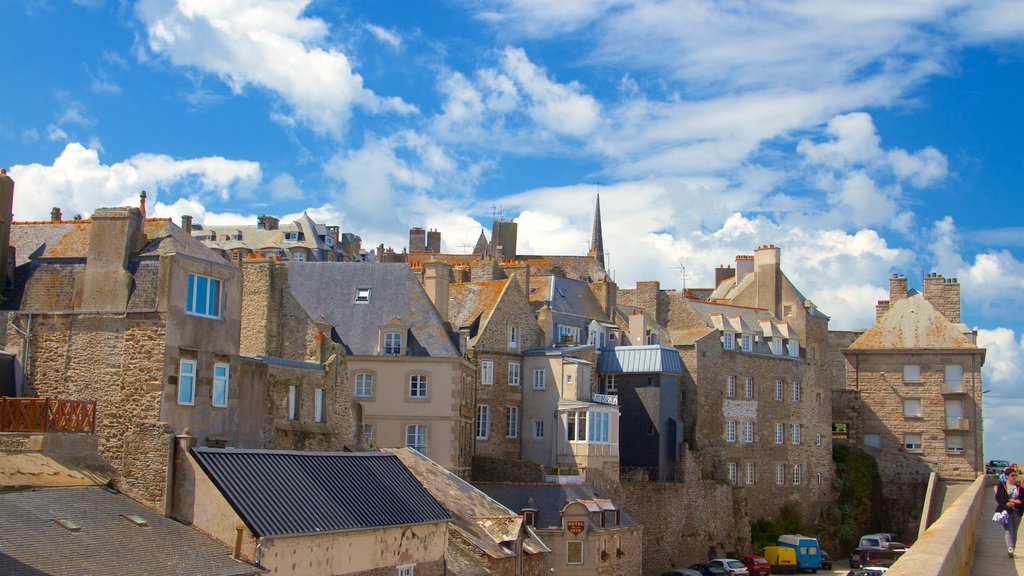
[847,569,888,576]
[659,570,702,576]
[987,460,1011,475]
[761,546,798,574]
[739,554,771,576]
[688,564,729,576]
[708,558,748,575]
[849,546,904,568]
[820,549,833,569]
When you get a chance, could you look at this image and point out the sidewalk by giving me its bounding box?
[971,509,1023,575]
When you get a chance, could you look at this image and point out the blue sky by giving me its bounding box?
[2,0,1022,461]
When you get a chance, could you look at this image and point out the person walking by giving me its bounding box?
[996,467,1023,558]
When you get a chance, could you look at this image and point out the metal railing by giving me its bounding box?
[0,397,97,434]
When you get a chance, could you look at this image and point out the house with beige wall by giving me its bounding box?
[190,211,345,263]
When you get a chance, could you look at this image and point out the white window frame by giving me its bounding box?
[383,332,402,356]
[776,463,785,485]
[533,420,544,440]
[726,376,736,398]
[904,433,923,452]
[903,398,922,417]
[744,376,753,399]
[745,462,756,485]
[408,374,428,399]
[945,364,963,384]
[604,374,617,395]
[946,434,965,454]
[509,325,519,349]
[566,541,584,565]
[791,424,801,445]
[177,359,196,406]
[355,287,371,303]
[507,406,519,438]
[727,462,737,484]
[284,231,300,241]
[770,338,782,355]
[556,325,581,344]
[313,388,325,423]
[791,382,801,403]
[723,332,735,350]
[292,251,305,262]
[211,362,229,408]
[406,425,427,454]
[788,339,799,357]
[793,464,802,485]
[903,364,921,382]
[741,333,752,352]
[481,360,494,385]
[186,273,222,319]
[567,411,589,442]
[774,379,783,401]
[744,421,754,443]
[726,420,736,443]
[532,369,546,390]
[397,564,415,576]
[354,373,373,398]
[587,411,610,443]
[476,405,491,440]
[508,362,521,387]
[815,433,822,447]
[363,423,373,441]
[287,385,298,421]
[774,423,784,444]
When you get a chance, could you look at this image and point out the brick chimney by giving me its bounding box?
[889,273,908,303]
[0,169,14,289]
[51,207,63,221]
[923,273,961,323]
[875,300,890,322]
[628,309,647,346]
[588,278,617,321]
[75,206,147,310]
[715,264,736,288]
[423,261,451,320]
[181,215,193,234]
[634,281,663,326]
[754,244,781,316]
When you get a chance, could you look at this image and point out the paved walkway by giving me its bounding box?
[972,509,1024,575]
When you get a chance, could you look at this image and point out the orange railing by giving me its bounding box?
[0,397,96,434]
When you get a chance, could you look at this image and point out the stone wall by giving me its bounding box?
[261,357,358,452]
[472,455,546,482]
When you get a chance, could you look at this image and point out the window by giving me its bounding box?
[784,305,793,317]
[945,364,963,392]
[292,252,305,262]
[324,235,334,247]
[287,385,298,421]
[791,382,801,403]
[604,374,617,394]
[284,231,300,241]
[508,363,521,387]
[507,406,519,438]
[476,405,491,439]
[903,364,921,382]
[408,375,428,399]
[904,433,923,452]
[726,376,736,398]
[363,423,373,441]
[533,420,545,440]
[744,421,754,443]
[774,423,784,444]
[355,287,371,303]
[567,411,589,442]
[397,564,415,576]
[532,369,546,390]
[723,332,735,350]
[727,462,737,484]
[815,433,822,447]
[177,359,196,405]
[791,424,801,445]
[903,399,922,417]
[793,465,802,485]
[863,434,881,448]
[946,434,965,454]
[815,392,821,404]
[481,360,494,385]
[744,377,753,399]
[523,511,536,526]
[354,373,373,398]
[774,380,783,401]
[186,274,222,318]
[314,388,325,423]
[741,334,752,352]
[383,332,402,355]
[746,463,756,485]
[509,326,519,349]
[776,463,785,485]
[788,339,799,357]
[566,541,583,565]
[726,420,736,443]
[556,325,581,344]
[588,412,610,443]
[770,338,782,355]
[406,425,427,454]
[212,362,229,407]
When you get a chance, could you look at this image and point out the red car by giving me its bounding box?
[739,554,771,576]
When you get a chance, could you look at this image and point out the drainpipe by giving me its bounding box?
[254,537,264,566]
[12,313,32,396]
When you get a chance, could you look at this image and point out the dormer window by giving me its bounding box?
[523,510,536,527]
[355,287,371,303]
[723,332,735,350]
[740,334,752,352]
[770,338,782,355]
[284,231,300,241]
[787,339,799,357]
[383,332,402,355]
[324,236,334,247]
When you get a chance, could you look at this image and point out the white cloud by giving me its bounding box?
[8,142,261,221]
[47,125,69,142]
[500,47,600,137]
[954,1,1024,43]
[889,147,948,188]
[135,0,413,138]
[976,327,1024,461]
[365,23,401,49]
[268,173,304,200]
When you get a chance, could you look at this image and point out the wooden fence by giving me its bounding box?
[0,397,96,434]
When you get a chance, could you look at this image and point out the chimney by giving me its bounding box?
[715,264,736,288]
[889,273,908,303]
[588,278,617,321]
[0,169,14,289]
[875,300,890,322]
[263,215,279,230]
[409,227,426,254]
[426,229,441,254]
[423,261,451,320]
[500,262,530,294]
[628,309,647,346]
[139,190,147,217]
[51,207,63,222]
[923,273,961,323]
[735,255,754,284]
[181,215,193,234]
[635,281,662,326]
[257,214,266,230]
[75,206,147,310]
[754,244,781,316]
[538,305,554,348]
[491,219,518,260]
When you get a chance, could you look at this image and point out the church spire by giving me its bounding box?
[588,193,605,268]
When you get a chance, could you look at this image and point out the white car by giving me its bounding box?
[709,558,749,575]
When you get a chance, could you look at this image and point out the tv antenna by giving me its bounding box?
[489,204,503,222]
[457,242,473,254]
[669,262,690,292]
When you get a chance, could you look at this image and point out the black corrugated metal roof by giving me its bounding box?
[191,448,450,538]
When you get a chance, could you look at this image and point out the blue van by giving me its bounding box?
[776,534,821,571]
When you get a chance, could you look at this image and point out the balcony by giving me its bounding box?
[945,417,970,431]
[941,382,967,394]
[0,397,97,434]
[592,393,618,406]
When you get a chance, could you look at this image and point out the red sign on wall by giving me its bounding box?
[566,520,586,535]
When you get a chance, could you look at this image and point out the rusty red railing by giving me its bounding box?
[0,397,97,434]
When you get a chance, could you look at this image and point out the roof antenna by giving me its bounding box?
[669,262,689,292]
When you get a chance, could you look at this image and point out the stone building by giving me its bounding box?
[617,245,834,525]
[834,273,985,534]
[190,211,347,263]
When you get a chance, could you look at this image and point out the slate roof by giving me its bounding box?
[387,448,550,560]
[597,345,686,374]
[190,448,450,539]
[0,486,260,576]
[283,262,460,357]
[529,275,607,321]
[195,212,334,260]
[448,279,511,333]
[848,294,978,350]
[473,483,635,532]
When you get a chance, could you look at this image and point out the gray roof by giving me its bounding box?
[0,486,260,576]
[530,275,607,322]
[283,262,460,357]
[473,483,635,532]
[190,448,450,539]
[597,345,685,374]
[849,294,979,350]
